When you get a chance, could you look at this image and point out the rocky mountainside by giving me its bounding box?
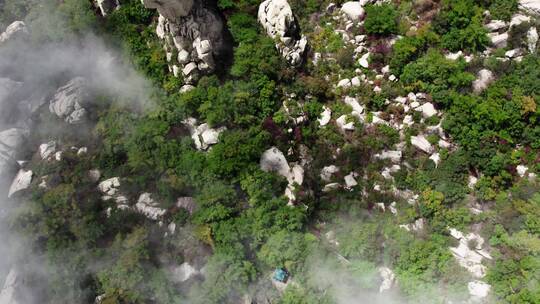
[0,0,539,303]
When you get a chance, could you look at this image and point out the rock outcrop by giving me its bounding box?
[7,169,32,198]
[260,147,304,204]
[0,21,29,46]
[378,267,395,293]
[49,77,90,124]
[341,1,365,21]
[142,0,229,84]
[0,269,21,304]
[183,117,226,151]
[258,0,308,66]
[171,262,200,283]
[472,69,494,93]
[0,128,26,184]
[135,192,166,220]
[520,0,540,15]
[98,177,128,207]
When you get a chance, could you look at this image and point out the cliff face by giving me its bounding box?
[141,0,230,86]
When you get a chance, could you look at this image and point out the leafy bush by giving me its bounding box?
[390,26,440,74]
[400,50,475,95]
[364,4,399,36]
[433,0,489,52]
[488,0,518,21]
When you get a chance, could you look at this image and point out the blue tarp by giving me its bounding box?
[273,268,288,282]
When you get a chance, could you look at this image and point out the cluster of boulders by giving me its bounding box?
[484,12,538,54]
[448,228,492,299]
[182,117,226,151]
[141,0,229,89]
[319,165,358,192]
[98,177,197,226]
[258,0,308,66]
[49,77,91,124]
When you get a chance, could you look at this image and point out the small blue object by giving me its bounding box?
[273,268,288,282]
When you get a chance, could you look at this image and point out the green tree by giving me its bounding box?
[364,4,399,36]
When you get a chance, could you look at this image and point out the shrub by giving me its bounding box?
[364,4,399,36]
[488,0,518,21]
[433,0,489,52]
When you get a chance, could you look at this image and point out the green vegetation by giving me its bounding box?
[364,4,399,36]
[2,0,540,303]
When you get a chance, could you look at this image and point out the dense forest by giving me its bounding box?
[0,0,538,303]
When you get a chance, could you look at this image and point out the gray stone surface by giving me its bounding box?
[49,77,90,124]
[258,0,308,66]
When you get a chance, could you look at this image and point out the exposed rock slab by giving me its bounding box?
[341,2,365,21]
[473,69,494,93]
[143,0,228,84]
[258,0,308,66]
[135,193,166,220]
[183,118,226,151]
[7,169,32,198]
[0,21,28,45]
[49,77,90,124]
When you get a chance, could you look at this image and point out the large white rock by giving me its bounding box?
[337,79,351,88]
[336,115,355,131]
[260,147,291,178]
[359,52,370,68]
[0,128,26,159]
[527,27,538,53]
[260,147,304,203]
[485,20,507,32]
[378,267,395,293]
[171,262,199,283]
[489,32,508,48]
[183,118,226,151]
[344,96,364,115]
[375,150,402,163]
[318,106,332,126]
[449,228,491,279]
[341,2,365,21]
[468,281,491,298]
[143,0,227,83]
[0,21,28,45]
[520,0,540,15]
[7,169,32,198]
[49,77,90,124]
[98,177,120,195]
[258,0,307,66]
[517,165,528,177]
[344,172,358,189]
[321,165,339,182]
[411,135,433,154]
[429,152,440,167]
[135,193,166,220]
[510,14,531,27]
[416,102,437,118]
[472,69,494,93]
[39,141,56,160]
[0,268,21,304]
